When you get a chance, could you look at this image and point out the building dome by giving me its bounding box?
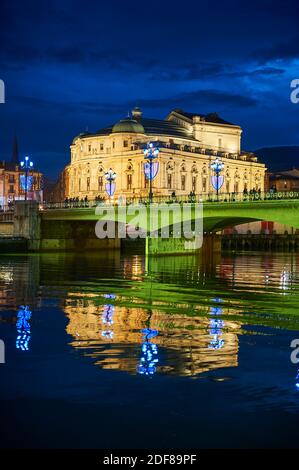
[112,117,144,134]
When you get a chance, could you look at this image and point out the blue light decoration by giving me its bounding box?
[137,328,159,376]
[20,175,33,191]
[144,161,159,181]
[296,370,299,390]
[210,157,224,196]
[143,142,159,203]
[20,155,34,201]
[101,294,116,339]
[105,168,117,198]
[16,305,31,352]
[208,298,224,350]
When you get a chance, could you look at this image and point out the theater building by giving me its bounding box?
[64,107,266,200]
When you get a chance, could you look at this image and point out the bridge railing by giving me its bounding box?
[41,190,299,210]
[0,208,15,222]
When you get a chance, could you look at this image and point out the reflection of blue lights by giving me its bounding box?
[210,298,223,315]
[102,304,115,326]
[209,319,224,335]
[210,306,223,315]
[209,336,225,350]
[137,328,159,376]
[102,330,114,339]
[103,294,116,300]
[209,298,224,350]
[16,305,31,352]
[141,328,158,339]
[296,371,299,390]
[101,296,116,339]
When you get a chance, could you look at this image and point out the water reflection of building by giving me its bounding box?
[217,253,298,292]
[64,296,240,377]
[0,256,41,308]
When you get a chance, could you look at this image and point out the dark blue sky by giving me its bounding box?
[0,0,298,179]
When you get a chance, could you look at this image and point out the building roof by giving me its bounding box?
[92,117,195,140]
[170,109,236,126]
[73,108,236,142]
[269,168,299,180]
[0,160,19,171]
[72,131,91,144]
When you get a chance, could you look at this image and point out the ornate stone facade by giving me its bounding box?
[64,107,266,200]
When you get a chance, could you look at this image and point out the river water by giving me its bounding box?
[0,250,298,448]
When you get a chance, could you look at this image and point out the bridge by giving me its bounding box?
[1,191,299,254]
[41,196,299,231]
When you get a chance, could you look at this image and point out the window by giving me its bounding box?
[87,177,90,191]
[202,177,207,192]
[181,174,186,191]
[226,180,230,193]
[98,176,103,191]
[112,141,115,149]
[123,140,128,148]
[234,182,239,193]
[167,174,172,189]
[9,185,14,193]
[127,174,132,190]
[192,176,197,192]
[218,138,222,149]
[100,143,104,151]
[8,175,15,183]
[88,144,91,152]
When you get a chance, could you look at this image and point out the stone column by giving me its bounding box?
[13,201,41,251]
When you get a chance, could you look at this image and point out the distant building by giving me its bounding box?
[267,168,299,192]
[0,137,43,208]
[60,107,266,201]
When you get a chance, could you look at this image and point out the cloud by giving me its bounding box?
[12,87,258,119]
[149,62,286,82]
[137,89,258,108]
[0,39,158,73]
[253,35,299,62]
[149,63,227,81]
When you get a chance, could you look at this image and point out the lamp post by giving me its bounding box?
[20,156,34,201]
[211,157,224,200]
[104,168,117,202]
[144,142,159,204]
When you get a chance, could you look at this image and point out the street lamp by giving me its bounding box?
[105,168,117,201]
[211,157,224,199]
[20,156,34,201]
[144,142,159,203]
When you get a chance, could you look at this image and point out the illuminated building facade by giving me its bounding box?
[0,138,43,207]
[64,107,266,200]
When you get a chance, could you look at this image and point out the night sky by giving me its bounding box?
[0,0,298,180]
